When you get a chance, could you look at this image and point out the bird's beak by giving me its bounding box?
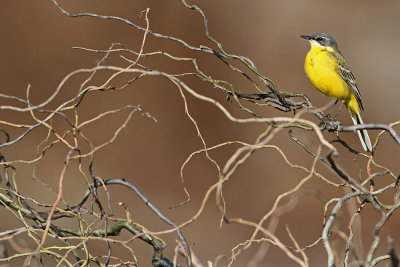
[300,35,312,40]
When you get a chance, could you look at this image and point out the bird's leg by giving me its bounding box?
[326,99,339,120]
[332,101,344,121]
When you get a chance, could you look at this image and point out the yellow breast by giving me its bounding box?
[304,46,352,101]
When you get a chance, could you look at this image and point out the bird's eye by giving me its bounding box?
[315,37,324,42]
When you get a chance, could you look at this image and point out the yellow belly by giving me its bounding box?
[304,47,352,101]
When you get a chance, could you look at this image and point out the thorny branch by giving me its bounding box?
[0,1,399,267]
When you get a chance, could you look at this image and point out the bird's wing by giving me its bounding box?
[330,51,364,111]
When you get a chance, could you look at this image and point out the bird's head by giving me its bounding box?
[300,32,338,50]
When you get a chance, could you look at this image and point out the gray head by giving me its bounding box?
[300,32,338,49]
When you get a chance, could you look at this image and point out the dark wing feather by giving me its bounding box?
[329,50,364,111]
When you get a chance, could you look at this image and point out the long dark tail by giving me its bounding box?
[351,114,372,152]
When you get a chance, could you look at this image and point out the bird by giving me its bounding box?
[300,32,372,152]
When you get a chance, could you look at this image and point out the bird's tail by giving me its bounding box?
[350,114,373,152]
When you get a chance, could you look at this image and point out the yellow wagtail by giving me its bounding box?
[300,32,372,152]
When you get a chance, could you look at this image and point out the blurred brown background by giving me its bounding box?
[1,1,400,266]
